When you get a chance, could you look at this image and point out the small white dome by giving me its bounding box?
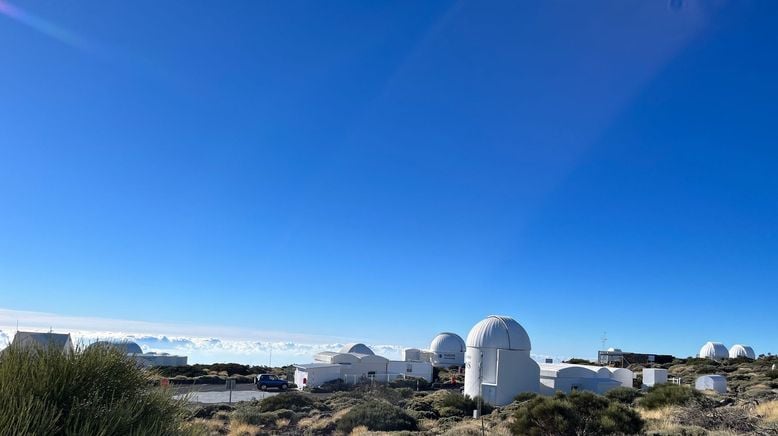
[339,343,374,355]
[699,342,728,360]
[430,332,465,353]
[466,315,531,351]
[728,344,756,359]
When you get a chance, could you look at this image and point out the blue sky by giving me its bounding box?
[1,0,776,365]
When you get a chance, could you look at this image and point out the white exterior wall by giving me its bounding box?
[642,368,667,387]
[387,361,433,382]
[430,350,465,368]
[294,366,342,389]
[606,368,634,388]
[695,375,726,394]
[464,347,539,406]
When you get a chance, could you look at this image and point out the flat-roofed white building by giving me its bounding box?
[294,343,432,389]
[539,363,624,395]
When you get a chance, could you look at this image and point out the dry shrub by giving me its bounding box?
[228,422,260,436]
[274,417,290,429]
[756,400,778,423]
[349,425,370,435]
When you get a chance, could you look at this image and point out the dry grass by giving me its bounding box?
[228,422,261,436]
[639,406,681,433]
[189,417,227,434]
[274,417,290,429]
[349,425,370,435]
[441,419,512,436]
[756,400,778,423]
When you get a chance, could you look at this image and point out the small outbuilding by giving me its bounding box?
[695,375,727,394]
[698,342,728,360]
[642,368,668,388]
[728,344,756,360]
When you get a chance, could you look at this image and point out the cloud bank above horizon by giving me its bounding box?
[0,307,565,365]
[0,308,405,365]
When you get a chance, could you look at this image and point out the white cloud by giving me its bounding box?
[0,308,403,365]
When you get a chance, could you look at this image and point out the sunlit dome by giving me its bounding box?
[698,341,728,360]
[728,344,756,360]
[465,315,531,351]
[339,343,374,355]
[430,332,465,353]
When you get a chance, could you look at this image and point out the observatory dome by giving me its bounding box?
[728,344,756,359]
[430,332,465,353]
[466,315,531,351]
[699,342,728,360]
[88,341,143,355]
[339,343,374,355]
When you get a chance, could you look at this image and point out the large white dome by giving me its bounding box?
[430,332,465,353]
[339,343,374,355]
[699,342,728,360]
[466,315,531,351]
[729,344,756,359]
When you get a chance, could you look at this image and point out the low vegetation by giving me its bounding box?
[511,391,643,435]
[0,344,191,435]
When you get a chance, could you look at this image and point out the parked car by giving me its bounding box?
[255,374,288,391]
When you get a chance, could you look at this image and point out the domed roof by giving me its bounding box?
[339,343,374,355]
[88,341,143,355]
[729,344,756,359]
[429,332,465,353]
[699,341,728,359]
[465,315,531,351]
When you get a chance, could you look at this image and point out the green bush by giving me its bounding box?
[0,344,189,435]
[389,377,431,390]
[639,384,701,410]
[604,387,641,405]
[766,370,778,380]
[432,391,493,417]
[258,392,316,412]
[510,391,643,436]
[514,392,538,403]
[336,400,417,433]
[231,406,297,427]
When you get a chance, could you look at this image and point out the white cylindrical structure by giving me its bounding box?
[429,332,466,367]
[728,344,756,360]
[698,342,728,360]
[464,315,539,406]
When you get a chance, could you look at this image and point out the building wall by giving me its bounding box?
[465,347,539,406]
[430,350,465,368]
[387,361,433,382]
[294,366,342,389]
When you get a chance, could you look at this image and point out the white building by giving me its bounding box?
[403,332,466,368]
[293,343,432,389]
[695,375,727,394]
[463,315,540,406]
[642,368,668,388]
[698,342,729,360]
[12,331,73,353]
[429,332,466,367]
[87,341,187,367]
[539,363,625,395]
[728,344,756,360]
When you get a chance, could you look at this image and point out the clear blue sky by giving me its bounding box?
[1,0,776,362]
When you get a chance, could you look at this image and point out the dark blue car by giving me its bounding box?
[255,374,289,391]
